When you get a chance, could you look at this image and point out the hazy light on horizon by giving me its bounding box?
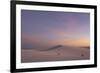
[21,10,90,49]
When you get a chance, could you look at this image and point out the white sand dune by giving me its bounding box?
[21,46,90,63]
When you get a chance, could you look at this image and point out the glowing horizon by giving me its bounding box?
[21,10,90,49]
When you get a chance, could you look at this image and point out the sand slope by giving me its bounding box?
[21,46,90,63]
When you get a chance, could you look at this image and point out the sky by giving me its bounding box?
[21,10,90,49]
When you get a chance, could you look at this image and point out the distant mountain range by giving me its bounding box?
[44,45,63,51]
[41,45,90,51]
[80,46,90,49]
[22,45,90,51]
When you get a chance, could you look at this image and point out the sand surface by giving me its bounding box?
[21,46,90,63]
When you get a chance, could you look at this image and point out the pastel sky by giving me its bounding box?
[21,10,90,49]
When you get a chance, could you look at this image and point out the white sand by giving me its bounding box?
[21,46,90,63]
